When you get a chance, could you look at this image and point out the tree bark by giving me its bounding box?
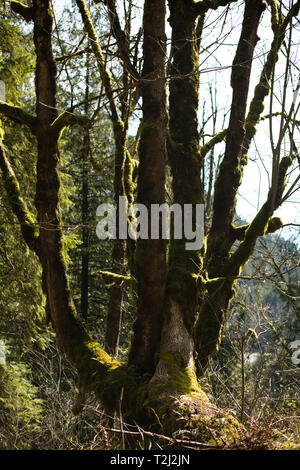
[1,0,298,444]
[128,0,167,374]
[149,0,203,392]
[195,0,265,372]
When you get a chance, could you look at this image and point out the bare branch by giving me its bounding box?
[94,0,140,81]
[97,270,136,289]
[75,0,119,123]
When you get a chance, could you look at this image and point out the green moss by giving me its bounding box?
[162,352,201,394]
[50,112,89,137]
[97,270,136,289]
[61,316,139,414]
[143,351,241,441]
[70,332,145,415]
[244,4,286,147]
[267,0,281,32]
[200,128,227,158]
[1,167,39,252]
[202,276,224,293]
[275,156,293,206]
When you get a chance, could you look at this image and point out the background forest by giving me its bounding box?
[0,0,300,450]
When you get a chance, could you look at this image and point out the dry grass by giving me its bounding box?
[224,419,278,450]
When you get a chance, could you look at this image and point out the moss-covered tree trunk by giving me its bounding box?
[128,0,167,374]
[1,0,299,444]
[148,0,203,398]
[2,0,122,396]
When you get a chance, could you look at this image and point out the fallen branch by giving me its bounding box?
[104,426,221,449]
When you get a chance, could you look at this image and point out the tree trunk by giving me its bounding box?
[148,0,203,398]
[2,0,298,445]
[128,0,167,374]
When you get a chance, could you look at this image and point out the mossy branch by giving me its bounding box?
[97,270,136,289]
[282,0,300,29]
[0,102,37,133]
[195,153,291,370]
[205,0,299,278]
[224,156,292,277]
[124,150,137,205]
[265,0,281,32]
[63,330,141,413]
[243,0,300,154]
[55,48,92,64]
[10,1,34,22]
[266,216,283,234]
[206,0,264,277]
[231,217,283,242]
[0,143,39,254]
[50,111,90,137]
[200,128,227,158]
